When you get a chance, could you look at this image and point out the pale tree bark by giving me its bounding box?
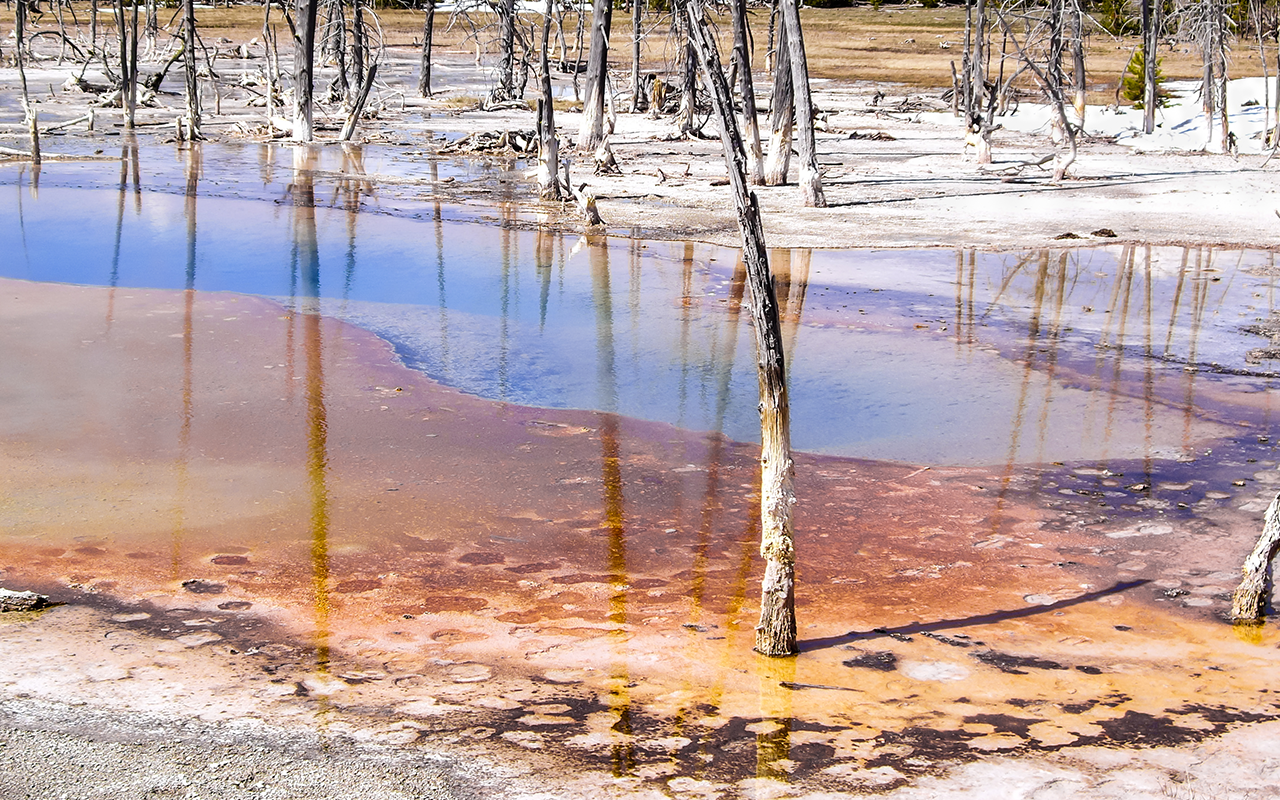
[115,0,140,130]
[1231,492,1280,620]
[340,63,377,141]
[997,10,1077,179]
[538,0,561,199]
[16,0,40,164]
[491,0,518,103]
[1070,0,1086,126]
[731,0,764,184]
[294,0,320,141]
[352,0,368,97]
[419,0,435,97]
[630,0,642,112]
[778,0,825,206]
[264,1,278,124]
[1142,0,1162,134]
[182,0,202,140]
[967,0,993,163]
[686,0,797,657]
[577,0,613,150]
[1180,0,1232,151]
[677,6,698,136]
[762,17,792,186]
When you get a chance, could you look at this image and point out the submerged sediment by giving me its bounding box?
[2,272,1280,796]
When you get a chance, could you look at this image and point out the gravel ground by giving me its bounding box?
[0,698,491,800]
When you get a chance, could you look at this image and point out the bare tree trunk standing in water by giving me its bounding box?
[1231,493,1280,620]
[731,0,764,184]
[419,0,436,97]
[537,0,561,199]
[182,0,202,139]
[577,0,613,150]
[763,17,792,186]
[686,0,797,657]
[777,0,825,206]
[15,0,39,164]
[294,0,320,140]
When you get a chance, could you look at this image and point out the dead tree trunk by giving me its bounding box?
[763,16,792,186]
[264,1,277,124]
[778,0,825,206]
[538,0,561,199]
[686,0,797,657]
[16,0,39,164]
[1231,492,1280,620]
[677,6,698,136]
[731,0,764,185]
[294,0,319,141]
[492,0,517,103]
[419,0,435,97]
[577,0,612,150]
[1070,0,1086,126]
[630,0,642,112]
[1142,0,1161,134]
[967,0,993,162]
[115,0,139,129]
[997,11,1077,180]
[340,62,376,141]
[182,0,202,139]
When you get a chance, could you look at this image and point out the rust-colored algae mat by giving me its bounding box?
[3,275,1280,795]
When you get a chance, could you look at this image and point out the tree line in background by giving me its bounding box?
[5,0,1278,166]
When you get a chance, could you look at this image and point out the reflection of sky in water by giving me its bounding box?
[2,174,1277,465]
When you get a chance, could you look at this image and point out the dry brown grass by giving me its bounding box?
[8,2,1276,102]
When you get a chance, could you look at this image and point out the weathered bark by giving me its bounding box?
[418,0,435,97]
[340,62,377,141]
[264,1,277,122]
[182,0,202,139]
[16,0,39,164]
[686,0,796,657]
[997,12,1076,180]
[491,0,517,103]
[114,0,139,130]
[1071,0,1086,126]
[762,17,792,186]
[1142,0,1161,134]
[1231,493,1280,620]
[538,0,561,200]
[294,0,319,141]
[352,0,367,93]
[677,11,697,136]
[967,0,992,163]
[577,0,612,150]
[778,0,824,206]
[630,0,642,112]
[731,0,764,185]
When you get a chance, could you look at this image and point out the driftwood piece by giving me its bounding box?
[571,182,604,226]
[1231,492,1280,620]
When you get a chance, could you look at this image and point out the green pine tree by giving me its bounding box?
[1122,46,1167,109]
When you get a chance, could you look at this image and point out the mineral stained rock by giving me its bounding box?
[0,588,52,612]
